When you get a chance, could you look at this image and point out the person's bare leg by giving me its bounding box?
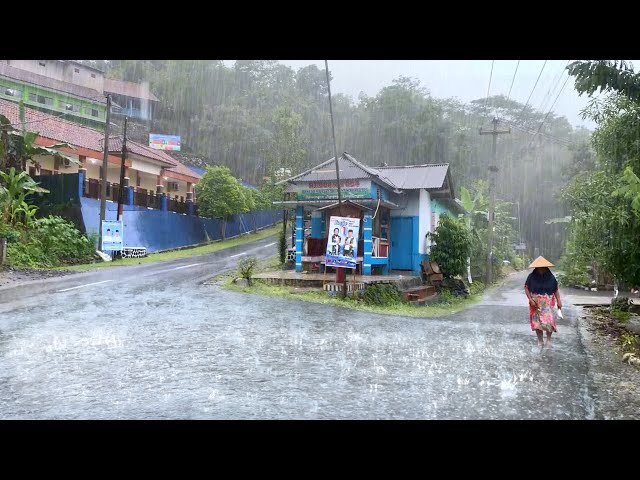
[536,330,544,347]
[545,331,553,347]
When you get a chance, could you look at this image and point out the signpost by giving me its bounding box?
[101,220,124,252]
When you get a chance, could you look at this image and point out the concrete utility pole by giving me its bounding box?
[325,60,347,298]
[116,117,128,221]
[479,117,510,285]
[99,94,112,250]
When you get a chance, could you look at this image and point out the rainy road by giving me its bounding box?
[0,246,636,419]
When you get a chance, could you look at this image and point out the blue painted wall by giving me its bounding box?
[370,182,390,201]
[80,197,281,253]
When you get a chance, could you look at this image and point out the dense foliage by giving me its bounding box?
[561,60,640,287]
[429,214,471,278]
[363,282,403,306]
[5,215,96,268]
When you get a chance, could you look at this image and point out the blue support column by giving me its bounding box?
[126,186,134,206]
[310,210,323,238]
[78,169,86,199]
[363,213,372,275]
[295,205,304,272]
[160,193,168,211]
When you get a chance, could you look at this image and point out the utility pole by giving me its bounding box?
[479,117,510,285]
[325,60,347,297]
[99,94,112,250]
[116,117,128,221]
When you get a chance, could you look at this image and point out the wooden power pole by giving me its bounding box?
[479,117,510,285]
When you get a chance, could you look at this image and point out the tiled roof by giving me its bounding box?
[0,98,200,181]
[0,98,104,150]
[106,136,174,166]
[376,164,450,190]
[0,63,106,104]
[166,161,201,179]
[104,78,159,102]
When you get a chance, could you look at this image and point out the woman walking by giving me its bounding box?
[524,256,562,347]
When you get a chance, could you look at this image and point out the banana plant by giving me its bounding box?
[0,167,49,226]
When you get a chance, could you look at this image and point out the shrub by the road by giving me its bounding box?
[7,215,95,268]
[363,283,402,306]
[238,255,259,286]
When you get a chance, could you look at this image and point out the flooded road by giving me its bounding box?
[0,253,636,419]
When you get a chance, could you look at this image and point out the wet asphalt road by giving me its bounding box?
[0,242,634,419]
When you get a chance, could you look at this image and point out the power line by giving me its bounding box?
[507,60,520,102]
[519,60,547,120]
[536,60,569,115]
[483,60,494,118]
[525,75,571,150]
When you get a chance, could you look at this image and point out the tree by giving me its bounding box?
[195,166,248,240]
[562,60,640,287]
[429,214,471,278]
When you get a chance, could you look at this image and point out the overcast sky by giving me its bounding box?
[240,60,605,130]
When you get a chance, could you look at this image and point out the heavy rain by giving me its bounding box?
[0,60,639,419]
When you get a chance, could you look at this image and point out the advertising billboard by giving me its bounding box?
[149,134,181,151]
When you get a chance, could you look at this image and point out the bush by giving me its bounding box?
[6,215,95,268]
[0,222,20,243]
[363,283,402,306]
[468,280,485,296]
[430,214,471,278]
[238,255,259,286]
[279,227,287,264]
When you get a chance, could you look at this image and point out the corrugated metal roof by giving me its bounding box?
[278,153,398,190]
[376,164,449,190]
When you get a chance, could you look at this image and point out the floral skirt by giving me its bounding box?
[529,293,557,333]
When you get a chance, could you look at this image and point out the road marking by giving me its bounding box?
[229,252,247,258]
[171,263,201,271]
[57,280,114,292]
[263,242,276,247]
[152,263,202,275]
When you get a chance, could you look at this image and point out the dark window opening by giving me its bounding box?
[90,73,96,78]
[38,62,46,67]
[74,68,80,73]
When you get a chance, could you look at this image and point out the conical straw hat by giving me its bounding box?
[529,256,554,268]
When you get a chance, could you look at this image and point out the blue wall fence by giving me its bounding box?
[35,172,282,253]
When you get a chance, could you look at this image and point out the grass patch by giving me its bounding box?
[57,225,281,272]
[217,257,481,318]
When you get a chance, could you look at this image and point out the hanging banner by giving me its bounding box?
[101,220,124,251]
[325,216,360,269]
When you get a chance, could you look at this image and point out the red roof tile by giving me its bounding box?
[0,98,200,181]
[0,98,104,151]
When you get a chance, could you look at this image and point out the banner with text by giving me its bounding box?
[325,215,360,269]
[297,180,371,200]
